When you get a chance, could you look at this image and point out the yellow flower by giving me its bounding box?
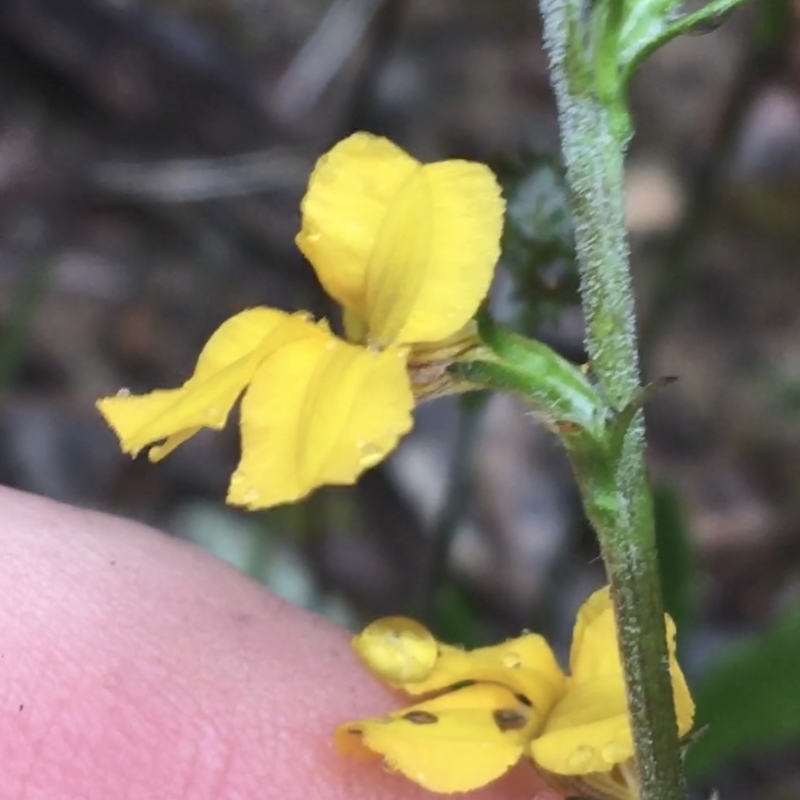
[335,586,695,800]
[97,133,504,508]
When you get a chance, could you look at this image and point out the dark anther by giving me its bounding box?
[493,708,528,731]
[402,710,439,725]
[514,692,533,707]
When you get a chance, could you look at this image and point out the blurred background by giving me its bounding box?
[0,0,799,797]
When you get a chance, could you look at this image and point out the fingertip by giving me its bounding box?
[0,486,560,800]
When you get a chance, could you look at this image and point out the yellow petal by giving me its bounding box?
[532,586,695,776]
[227,336,413,509]
[342,307,369,345]
[531,675,633,774]
[364,159,504,345]
[669,649,696,739]
[96,308,315,459]
[394,629,566,717]
[334,683,535,793]
[569,586,625,681]
[569,586,695,735]
[296,133,418,322]
[354,616,439,684]
[296,132,504,347]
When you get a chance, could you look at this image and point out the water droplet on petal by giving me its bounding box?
[358,441,383,467]
[307,233,321,242]
[325,340,336,350]
[601,743,627,764]
[116,387,131,397]
[567,745,594,770]
[502,653,521,668]
[355,617,438,682]
[243,487,260,504]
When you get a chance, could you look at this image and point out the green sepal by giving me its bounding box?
[451,357,600,438]
[450,314,682,542]
[465,311,610,442]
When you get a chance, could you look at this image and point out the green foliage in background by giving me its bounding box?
[687,610,800,778]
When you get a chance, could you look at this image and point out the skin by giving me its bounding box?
[0,485,561,800]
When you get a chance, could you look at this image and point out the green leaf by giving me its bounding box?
[685,610,800,778]
[618,0,682,75]
[591,0,626,104]
[755,0,790,48]
[429,583,488,649]
[652,484,696,636]
[0,258,50,394]
[620,0,748,83]
[497,154,578,331]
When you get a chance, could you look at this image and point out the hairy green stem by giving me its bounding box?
[537,2,688,799]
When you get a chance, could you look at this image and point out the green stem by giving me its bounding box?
[537,2,687,799]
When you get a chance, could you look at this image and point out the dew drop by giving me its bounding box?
[325,340,336,350]
[116,387,131,397]
[243,487,260,504]
[567,745,594,770]
[358,442,383,467]
[306,232,321,243]
[502,653,521,668]
[601,743,627,764]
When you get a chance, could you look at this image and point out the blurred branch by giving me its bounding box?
[270,0,387,124]
[271,0,410,132]
[92,149,311,202]
[0,0,274,151]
